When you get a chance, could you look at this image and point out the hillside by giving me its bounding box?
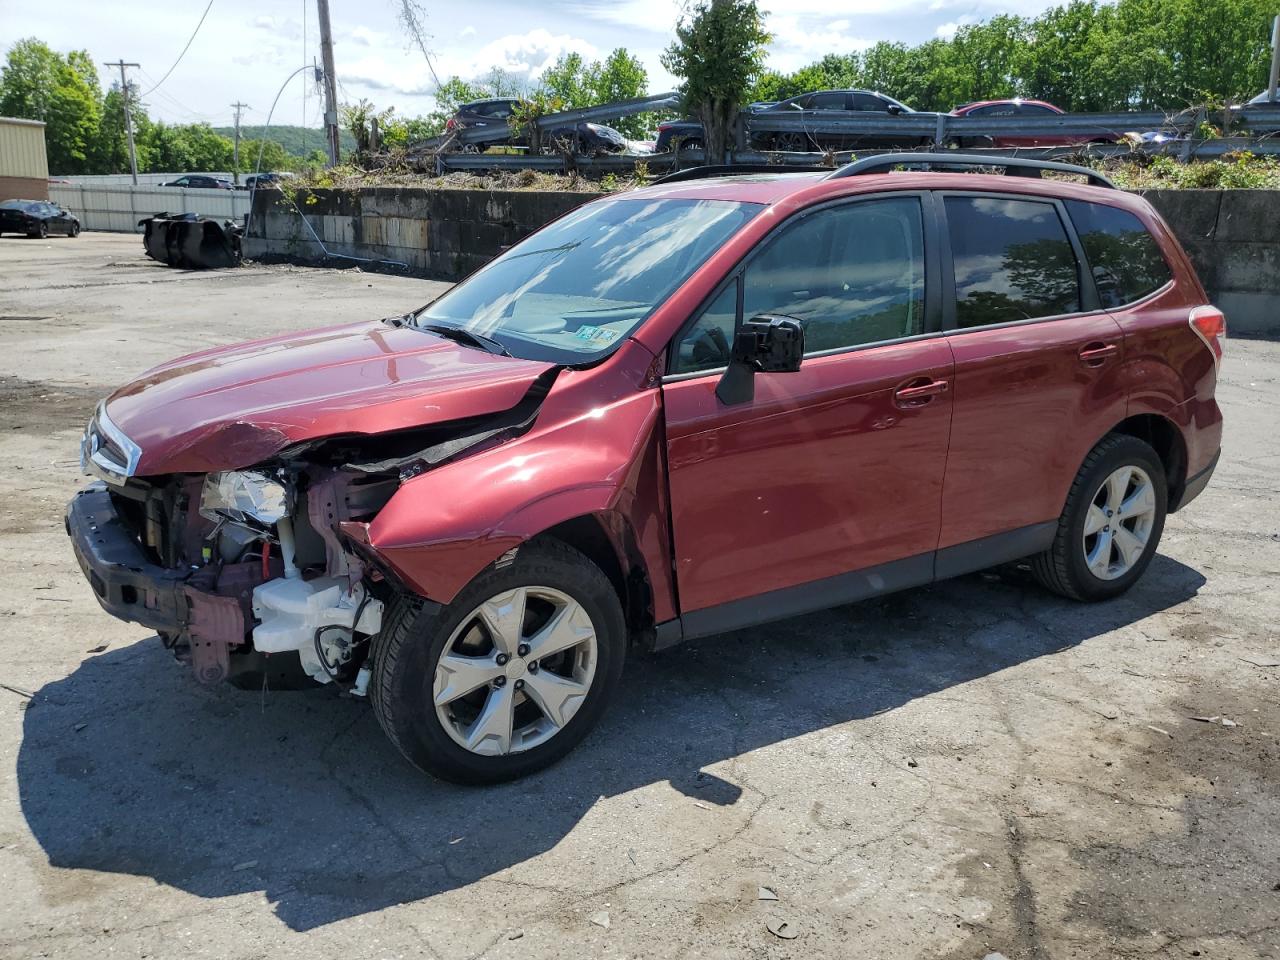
[212,124,356,157]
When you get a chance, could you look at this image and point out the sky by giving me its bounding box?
[0,0,1064,129]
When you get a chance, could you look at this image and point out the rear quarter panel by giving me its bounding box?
[1107,201,1223,479]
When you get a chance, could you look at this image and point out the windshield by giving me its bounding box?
[415,197,761,364]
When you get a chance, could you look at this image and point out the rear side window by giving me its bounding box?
[1066,201,1172,308]
[810,92,846,109]
[945,196,1081,328]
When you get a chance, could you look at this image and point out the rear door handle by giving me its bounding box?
[1078,342,1119,366]
[894,377,949,406]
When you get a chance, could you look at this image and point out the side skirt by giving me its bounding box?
[652,521,1058,650]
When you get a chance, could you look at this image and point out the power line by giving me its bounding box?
[141,0,216,96]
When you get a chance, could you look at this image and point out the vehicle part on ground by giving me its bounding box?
[139,212,242,269]
[369,539,625,783]
[1032,435,1168,601]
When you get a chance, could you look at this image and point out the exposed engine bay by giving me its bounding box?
[69,369,557,688]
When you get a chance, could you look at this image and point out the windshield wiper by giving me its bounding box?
[417,322,511,357]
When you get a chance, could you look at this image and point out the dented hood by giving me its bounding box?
[106,321,555,475]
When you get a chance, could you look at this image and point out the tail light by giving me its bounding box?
[657,122,673,131]
[445,118,458,132]
[1189,305,1226,369]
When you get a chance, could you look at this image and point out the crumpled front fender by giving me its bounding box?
[362,376,674,619]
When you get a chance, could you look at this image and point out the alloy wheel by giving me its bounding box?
[433,586,598,756]
[1082,464,1157,580]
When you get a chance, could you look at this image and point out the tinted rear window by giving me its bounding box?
[946,196,1081,327]
[1066,201,1173,308]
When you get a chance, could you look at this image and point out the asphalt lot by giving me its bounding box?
[1,232,1278,960]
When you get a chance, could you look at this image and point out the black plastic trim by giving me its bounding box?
[656,521,1064,649]
[1171,449,1219,513]
[679,554,934,642]
[826,152,1116,188]
[652,618,684,651]
[934,521,1058,581]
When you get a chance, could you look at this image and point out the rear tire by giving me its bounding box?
[1032,434,1167,601]
[369,539,626,784]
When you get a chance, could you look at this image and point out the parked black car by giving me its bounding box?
[242,172,297,189]
[159,175,234,189]
[655,119,704,153]
[446,98,521,150]
[0,199,80,238]
[658,90,928,153]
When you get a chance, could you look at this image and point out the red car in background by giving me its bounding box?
[950,99,1118,148]
[67,154,1223,784]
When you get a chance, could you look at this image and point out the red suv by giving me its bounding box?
[67,154,1223,783]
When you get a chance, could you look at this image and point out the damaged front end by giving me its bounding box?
[66,371,556,688]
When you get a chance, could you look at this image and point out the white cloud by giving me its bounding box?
[344,29,602,98]
[934,15,976,39]
[460,25,478,37]
[350,26,379,47]
[768,14,872,72]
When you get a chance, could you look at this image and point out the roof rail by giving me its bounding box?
[826,152,1116,188]
[652,163,830,185]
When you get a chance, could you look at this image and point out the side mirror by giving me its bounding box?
[715,315,805,405]
[886,105,904,115]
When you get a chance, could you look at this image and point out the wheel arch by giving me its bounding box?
[1106,413,1188,508]
[538,512,658,649]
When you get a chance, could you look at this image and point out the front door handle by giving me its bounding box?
[894,377,949,406]
[1078,342,1119,366]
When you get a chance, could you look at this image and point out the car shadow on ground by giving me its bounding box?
[17,555,1205,931]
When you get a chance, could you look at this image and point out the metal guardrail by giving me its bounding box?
[745,110,1194,144]
[442,91,680,149]
[430,136,1280,177]
[419,97,1280,158]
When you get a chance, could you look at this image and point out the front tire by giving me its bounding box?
[1032,434,1167,601]
[369,539,626,784]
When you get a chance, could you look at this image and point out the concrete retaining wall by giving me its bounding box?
[1141,189,1279,336]
[242,185,1279,336]
[242,187,595,281]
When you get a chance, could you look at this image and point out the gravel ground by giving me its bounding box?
[0,232,1277,960]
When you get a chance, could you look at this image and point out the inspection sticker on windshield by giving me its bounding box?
[573,325,621,345]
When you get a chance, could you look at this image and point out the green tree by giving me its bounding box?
[662,0,770,161]
[540,48,651,137]
[143,122,234,173]
[0,39,104,174]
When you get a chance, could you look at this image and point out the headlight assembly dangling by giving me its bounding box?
[199,470,302,578]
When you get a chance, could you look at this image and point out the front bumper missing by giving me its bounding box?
[66,484,245,683]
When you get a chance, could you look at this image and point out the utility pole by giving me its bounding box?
[104,60,141,184]
[230,102,250,183]
[316,0,340,167]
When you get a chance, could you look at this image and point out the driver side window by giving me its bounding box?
[672,197,927,373]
